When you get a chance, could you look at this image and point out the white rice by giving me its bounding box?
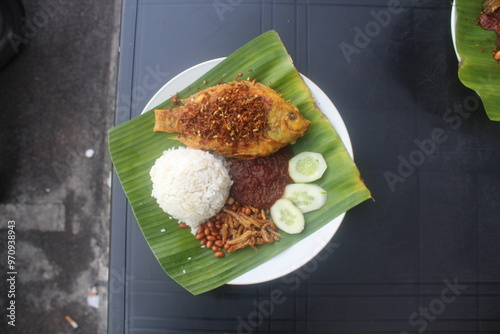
[150,147,232,234]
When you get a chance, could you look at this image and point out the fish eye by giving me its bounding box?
[288,112,297,120]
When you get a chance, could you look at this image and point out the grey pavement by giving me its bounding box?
[0,0,121,333]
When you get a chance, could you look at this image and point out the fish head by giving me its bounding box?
[267,104,310,144]
[284,109,310,134]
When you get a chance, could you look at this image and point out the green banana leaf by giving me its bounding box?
[108,30,371,295]
[456,0,500,121]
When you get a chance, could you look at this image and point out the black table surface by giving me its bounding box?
[108,1,500,333]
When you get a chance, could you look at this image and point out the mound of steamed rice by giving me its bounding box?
[150,147,232,234]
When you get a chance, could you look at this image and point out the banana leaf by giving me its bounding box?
[108,30,371,295]
[455,0,500,121]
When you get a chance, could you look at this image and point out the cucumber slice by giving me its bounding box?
[283,183,327,213]
[288,152,327,183]
[270,198,305,234]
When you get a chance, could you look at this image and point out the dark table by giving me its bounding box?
[108,1,500,333]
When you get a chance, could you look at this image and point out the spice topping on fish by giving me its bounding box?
[154,80,310,159]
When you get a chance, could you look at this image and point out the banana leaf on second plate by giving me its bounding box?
[456,0,500,121]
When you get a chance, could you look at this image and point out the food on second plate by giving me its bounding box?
[478,0,500,64]
[229,146,293,209]
[282,183,327,213]
[482,0,500,15]
[270,198,305,234]
[288,151,327,183]
[150,147,232,235]
[153,80,310,159]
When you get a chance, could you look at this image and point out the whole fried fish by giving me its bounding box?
[154,80,310,159]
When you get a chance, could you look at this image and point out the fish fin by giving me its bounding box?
[153,109,179,132]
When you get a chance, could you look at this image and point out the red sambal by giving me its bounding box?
[229,146,293,209]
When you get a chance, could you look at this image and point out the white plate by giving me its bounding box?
[142,58,353,285]
[451,0,460,61]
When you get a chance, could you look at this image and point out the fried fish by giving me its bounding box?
[154,80,310,159]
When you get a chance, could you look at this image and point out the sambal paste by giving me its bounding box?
[229,146,293,209]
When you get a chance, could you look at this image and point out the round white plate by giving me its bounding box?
[451,0,460,61]
[142,58,353,285]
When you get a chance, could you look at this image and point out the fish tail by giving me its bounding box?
[153,109,179,132]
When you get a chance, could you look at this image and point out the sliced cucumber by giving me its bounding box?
[288,152,327,183]
[283,183,327,213]
[270,198,305,234]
